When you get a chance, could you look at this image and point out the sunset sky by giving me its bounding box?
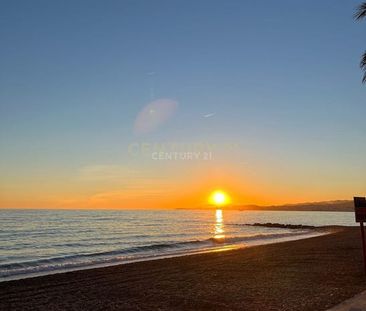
[1,0,366,209]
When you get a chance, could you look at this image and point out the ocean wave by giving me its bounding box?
[0,230,313,280]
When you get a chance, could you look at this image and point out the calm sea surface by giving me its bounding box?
[0,209,355,281]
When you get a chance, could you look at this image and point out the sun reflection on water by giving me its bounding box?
[214,209,225,240]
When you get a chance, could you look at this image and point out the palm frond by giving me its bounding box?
[360,51,366,83]
[355,2,366,20]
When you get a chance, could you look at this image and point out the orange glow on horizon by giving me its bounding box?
[0,160,355,209]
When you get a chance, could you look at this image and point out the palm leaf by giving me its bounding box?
[355,2,366,20]
[361,51,366,83]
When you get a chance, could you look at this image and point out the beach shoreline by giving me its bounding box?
[0,224,332,283]
[1,226,365,311]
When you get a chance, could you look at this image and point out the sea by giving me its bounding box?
[0,209,356,282]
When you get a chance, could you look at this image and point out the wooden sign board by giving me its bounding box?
[354,197,366,223]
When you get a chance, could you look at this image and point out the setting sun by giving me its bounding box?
[209,190,230,206]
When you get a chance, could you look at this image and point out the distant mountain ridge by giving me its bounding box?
[236,200,354,212]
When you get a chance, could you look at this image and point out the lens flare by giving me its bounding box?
[134,98,178,135]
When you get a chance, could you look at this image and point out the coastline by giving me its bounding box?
[0,225,331,282]
[1,226,365,311]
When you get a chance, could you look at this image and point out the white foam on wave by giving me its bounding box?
[0,229,329,282]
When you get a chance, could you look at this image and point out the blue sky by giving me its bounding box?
[1,0,365,207]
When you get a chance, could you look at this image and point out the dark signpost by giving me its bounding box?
[354,197,366,273]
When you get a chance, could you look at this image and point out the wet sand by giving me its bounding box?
[1,227,365,311]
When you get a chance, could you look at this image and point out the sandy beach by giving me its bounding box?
[0,227,365,311]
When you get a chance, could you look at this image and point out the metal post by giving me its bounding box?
[360,222,366,274]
